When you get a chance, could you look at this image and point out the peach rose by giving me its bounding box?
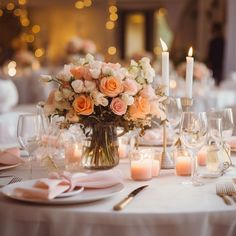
[123,79,140,96]
[70,66,92,80]
[110,97,127,116]
[129,96,150,120]
[72,94,94,115]
[100,76,123,97]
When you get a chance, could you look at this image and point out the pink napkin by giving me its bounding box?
[13,170,123,200]
[0,147,24,165]
[227,136,236,149]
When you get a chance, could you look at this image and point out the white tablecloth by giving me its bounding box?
[1,157,236,236]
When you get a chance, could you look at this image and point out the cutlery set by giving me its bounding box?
[216,182,236,205]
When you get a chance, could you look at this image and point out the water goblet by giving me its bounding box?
[180,112,208,186]
[17,113,42,178]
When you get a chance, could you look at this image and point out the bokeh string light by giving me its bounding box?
[0,0,45,60]
[75,0,93,10]
[106,3,118,55]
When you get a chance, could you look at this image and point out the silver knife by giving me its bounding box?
[113,185,148,211]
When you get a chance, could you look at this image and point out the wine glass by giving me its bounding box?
[208,108,234,140]
[166,97,182,129]
[17,113,42,178]
[180,112,208,186]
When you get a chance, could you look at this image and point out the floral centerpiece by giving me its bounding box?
[41,54,166,170]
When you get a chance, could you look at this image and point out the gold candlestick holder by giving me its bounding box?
[180,97,194,112]
[161,96,174,169]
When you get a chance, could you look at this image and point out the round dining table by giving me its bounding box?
[1,155,236,236]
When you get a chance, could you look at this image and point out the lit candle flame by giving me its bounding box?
[188,47,193,57]
[160,38,168,52]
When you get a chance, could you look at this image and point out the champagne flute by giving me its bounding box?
[17,114,42,178]
[180,112,208,186]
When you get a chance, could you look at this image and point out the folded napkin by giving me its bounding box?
[0,147,24,165]
[227,136,236,149]
[14,170,123,200]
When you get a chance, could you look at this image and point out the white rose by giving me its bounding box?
[91,91,108,106]
[71,80,84,93]
[40,75,52,83]
[121,93,134,106]
[54,90,63,102]
[84,80,96,92]
[57,64,73,81]
[89,60,102,78]
[85,53,94,63]
[62,88,74,99]
[130,60,138,67]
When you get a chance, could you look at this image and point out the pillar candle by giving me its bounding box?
[160,38,169,96]
[65,144,82,163]
[185,47,194,99]
[175,156,192,176]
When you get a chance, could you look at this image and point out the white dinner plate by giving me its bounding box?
[56,187,84,198]
[0,163,21,171]
[231,148,236,153]
[2,180,125,205]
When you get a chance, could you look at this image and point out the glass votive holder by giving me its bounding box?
[118,136,130,159]
[64,141,83,171]
[130,148,162,180]
[173,147,192,176]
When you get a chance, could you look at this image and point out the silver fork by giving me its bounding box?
[224,182,236,203]
[216,183,232,205]
[7,176,22,185]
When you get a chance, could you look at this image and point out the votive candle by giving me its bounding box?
[175,156,192,176]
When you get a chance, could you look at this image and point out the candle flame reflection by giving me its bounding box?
[160,38,168,52]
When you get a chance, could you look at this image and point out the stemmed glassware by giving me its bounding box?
[208,108,234,165]
[17,113,43,178]
[179,112,208,186]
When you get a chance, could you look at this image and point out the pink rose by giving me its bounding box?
[100,76,123,97]
[123,79,140,96]
[129,96,150,120]
[110,97,127,116]
[139,85,156,99]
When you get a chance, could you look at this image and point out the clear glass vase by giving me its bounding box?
[81,123,119,170]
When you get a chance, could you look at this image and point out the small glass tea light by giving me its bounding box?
[173,147,192,176]
[197,146,207,166]
[118,138,129,159]
[150,149,162,177]
[130,149,153,181]
[64,142,83,171]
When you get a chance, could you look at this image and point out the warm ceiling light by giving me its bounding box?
[108,46,116,55]
[32,25,40,33]
[110,13,118,21]
[157,8,167,17]
[35,48,45,58]
[0,9,3,17]
[170,79,177,89]
[18,0,27,5]
[75,1,84,9]
[6,3,15,11]
[106,21,114,30]
[109,5,117,13]
[84,0,92,7]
